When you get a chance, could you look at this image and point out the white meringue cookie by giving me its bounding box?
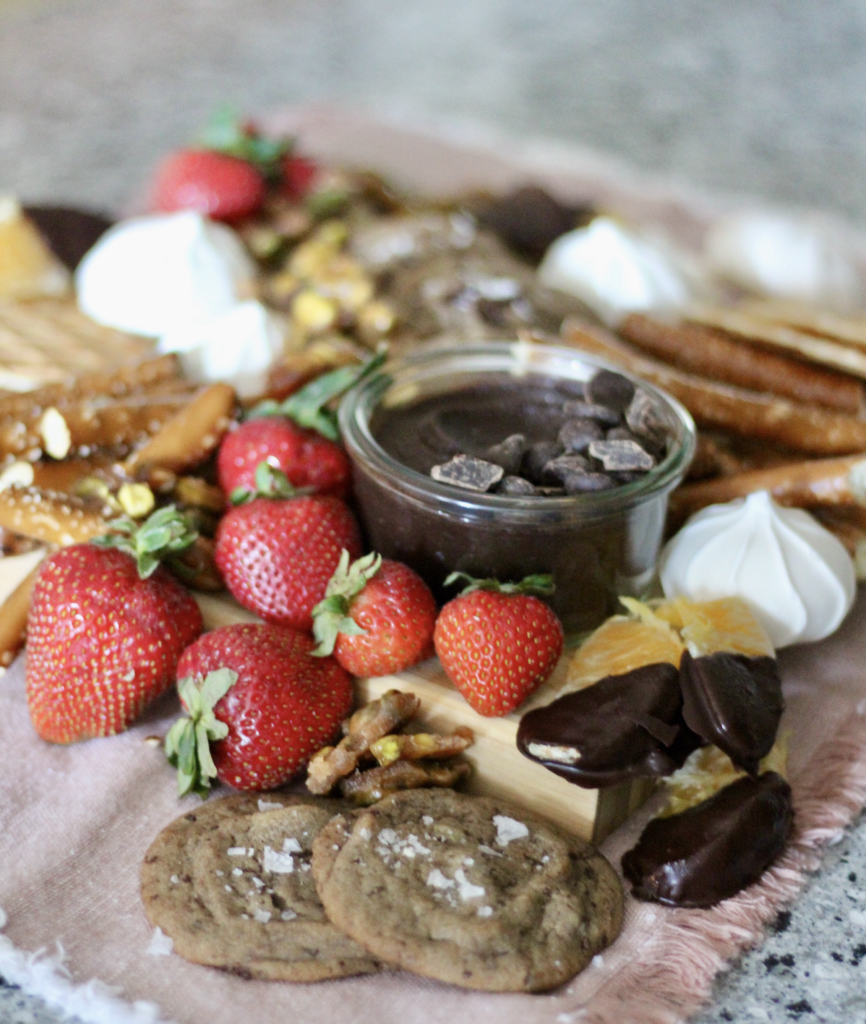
[537,216,693,326]
[659,490,856,648]
[158,300,285,399]
[76,211,256,336]
[705,211,863,309]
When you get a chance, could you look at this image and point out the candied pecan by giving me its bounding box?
[370,727,474,767]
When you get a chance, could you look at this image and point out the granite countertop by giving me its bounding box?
[2,1,866,1021]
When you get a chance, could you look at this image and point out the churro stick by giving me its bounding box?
[563,319,866,456]
[738,299,866,351]
[0,563,39,668]
[0,485,111,545]
[619,313,864,414]
[124,383,237,475]
[0,353,181,421]
[668,454,866,521]
[684,303,866,379]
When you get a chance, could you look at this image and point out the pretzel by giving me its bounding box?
[124,383,236,475]
[0,563,40,668]
[562,319,866,456]
[684,303,866,379]
[0,354,180,422]
[668,453,866,521]
[619,313,864,414]
[0,485,112,546]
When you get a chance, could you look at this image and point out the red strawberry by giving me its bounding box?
[167,622,352,793]
[26,508,203,743]
[151,149,267,222]
[217,351,386,500]
[312,551,437,677]
[281,153,319,199]
[215,472,362,632]
[217,416,351,499]
[433,574,564,717]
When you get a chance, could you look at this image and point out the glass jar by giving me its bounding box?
[339,341,696,633]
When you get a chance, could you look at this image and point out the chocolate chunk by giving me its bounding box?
[585,370,635,413]
[562,400,622,428]
[588,439,656,473]
[563,472,617,494]
[516,662,685,787]
[478,185,589,263]
[621,772,794,908]
[24,205,113,270]
[521,440,563,483]
[496,474,537,496]
[543,454,590,483]
[430,454,504,492]
[679,651,784,776]
[625,388,669,442]
[485,433,527,475]
[558,417,604,453]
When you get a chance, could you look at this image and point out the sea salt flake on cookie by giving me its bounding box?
[493,815,529,846]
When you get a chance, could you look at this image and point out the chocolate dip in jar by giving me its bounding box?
[339,341,695,633]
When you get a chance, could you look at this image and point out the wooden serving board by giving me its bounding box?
[196,592,655,843]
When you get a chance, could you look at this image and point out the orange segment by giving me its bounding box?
[566,605,684,690]
[671,596,774,658]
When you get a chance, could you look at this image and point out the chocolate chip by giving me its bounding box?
[585,370,635,413]
[430,454,504,493]
[496,474,537,496]
[562,400,622,428]
[558,417,604,453]
[478,185,590,263]
[621,772,794,908]
[588,439,656,472]
[485,433,527,475]
[521,440,563,483]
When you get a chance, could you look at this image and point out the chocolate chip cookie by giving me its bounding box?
[311,788,623,992]
[140,793,380,981]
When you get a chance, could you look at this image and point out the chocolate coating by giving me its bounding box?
[622,771,794,908]
[680,651,784,776]
[516,662,686,788]
[477,185,591,263]
[24,205,113,270]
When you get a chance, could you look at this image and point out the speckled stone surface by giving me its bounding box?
[2,1,866,1021]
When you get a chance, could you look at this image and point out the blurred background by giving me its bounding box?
[2,0,866,219]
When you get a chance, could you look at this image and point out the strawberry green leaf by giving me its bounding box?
[311,550,381,656]
[165,669,237,798]
[91,505,198,579]
[443,571,556,597]
[198,105,292,178]
[245,348,388,442]
[230,461,308,505]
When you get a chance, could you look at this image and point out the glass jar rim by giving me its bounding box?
[339,340,697,524]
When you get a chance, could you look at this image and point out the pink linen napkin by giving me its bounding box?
[1,590,865,1024]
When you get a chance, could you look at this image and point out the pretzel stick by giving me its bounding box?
[684,303,866,378]
[619,313,864,414]
[0,354,180,421]
[668,454,866,521]
[563,319,866,456]
[0,563,40,668]
[0,486,112,545]
[739,299,866,350]
[124,383,236,475]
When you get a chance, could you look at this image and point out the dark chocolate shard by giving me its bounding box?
[563,471,617,495]
[430,454,504,492]
[521,440,563,482]
[588,438,656,472]
[543,453,590,483]
[562,399,622,428]
[622,771,794,908]
[585,370,635,413]
[558,417,604,453]
[24,205,113,270]
[625,388,669,443]
[496,474,537,496]
[516,662,684,788]
[485,433,526,475]
[679,651,783,776]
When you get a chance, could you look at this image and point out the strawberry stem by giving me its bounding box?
[311,550,381,656]
[198,105,291,179]
[165,668,238,798]
[245,348,388,441]
[443,571,556,597]
[230,461,310,506]
[91,505,198,579]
